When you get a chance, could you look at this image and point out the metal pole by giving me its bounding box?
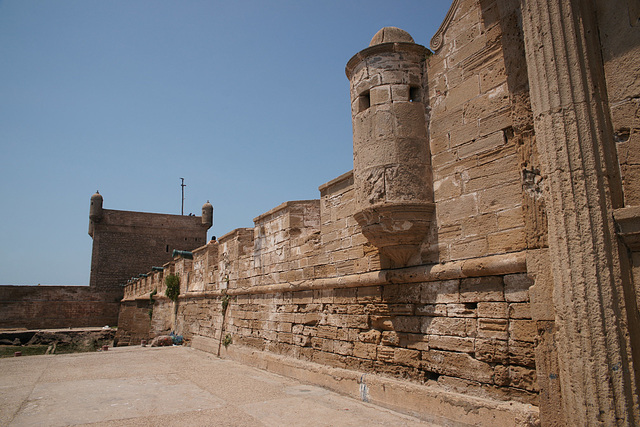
[180,177,186,215]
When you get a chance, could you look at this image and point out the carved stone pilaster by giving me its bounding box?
[519,0,640,424]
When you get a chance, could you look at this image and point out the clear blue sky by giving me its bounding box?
[0,0,452,285]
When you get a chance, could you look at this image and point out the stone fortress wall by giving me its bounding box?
[0,196,211,329]
[117,0,640,424]
[0,0,623,424]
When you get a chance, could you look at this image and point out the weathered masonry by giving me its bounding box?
[118,1,640,425]
[0,195,211,329]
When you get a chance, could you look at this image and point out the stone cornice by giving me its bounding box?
[430,0,461,52]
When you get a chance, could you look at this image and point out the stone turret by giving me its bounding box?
[202,200,213,228]
[88,191,103,236]
[346,27,434,267]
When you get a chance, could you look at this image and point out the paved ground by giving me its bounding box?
[1,345,436,426]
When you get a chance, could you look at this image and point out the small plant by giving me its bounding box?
[223,274,230,285]
[165,274,180,301]
[222,333,232,348]
[221,292,231,312]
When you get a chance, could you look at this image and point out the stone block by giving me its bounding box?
[353,342,377,359]
[428,335,475,353]
[400,333,430,351]
[422,317,472,337]
[392,316,422,333]
[461,213,498,239]
[293,334,311,347]
[475,338,509,363]
[487,228,526,253]
[508,339,536,367]
[478,181,523,215]
[449,237,489,261]
[358,329,381,344]
[357,286,382,303]
[497,206,524,230]
[371,85,391,106]
[277,332,293,344]
[394,347,421,367]
[381,330,400,346]
[449,121,480,147]
[421,280,459,303]
[387,304,414,315]
[504,273,532,302]
[508,303,531,319]
[316,325,338,339]
[293,312,320,326]
[370,316,394,330]
[494,365,538,392]
[477,302,508,318]
[347,305,365,315]
[434,175,463,202]
[334,288,357,304]
[276,322,292,333]
[478,318,508,340]
[458,130,505,159]
[377,346,395,362]
[447,75,480,109]
[415,304,447,316]
[422,350,494,383]
[460,276,504,302]
[383,283,421,303]
[509,319,536,342]
[391,84,410,102]
[346,315,370,329]
[446,303,477,317]
[333,340,354,356]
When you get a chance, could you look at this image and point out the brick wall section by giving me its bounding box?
[130,269,537,405]
[595,0,640,206]
[426,0,525,263]
[89,209,208,293]
[318,172,382,275]
[251,200,321,285]
[0,285,119,329]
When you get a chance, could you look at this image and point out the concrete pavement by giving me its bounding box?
[1,345,437,426]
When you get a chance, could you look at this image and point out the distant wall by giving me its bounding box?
[0,285,119,329]
[0,205,210,330]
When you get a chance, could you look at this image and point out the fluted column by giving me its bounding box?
[519,0,640,425]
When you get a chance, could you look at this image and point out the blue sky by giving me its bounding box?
[0,0,452,285]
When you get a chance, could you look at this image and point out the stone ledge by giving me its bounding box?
[191,335,539,426]
[122,251,527,302]
[614,206,640,251]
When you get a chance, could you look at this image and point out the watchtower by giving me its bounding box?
[346,27,434,267]
[88,192,212,312]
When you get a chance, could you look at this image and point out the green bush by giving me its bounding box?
[222,334,232,348]
[165,274,180,301]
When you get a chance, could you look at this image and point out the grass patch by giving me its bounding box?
[0,345,49,358]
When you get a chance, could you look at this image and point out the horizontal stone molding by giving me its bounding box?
[126,251,526,302]
[614,206,640,251]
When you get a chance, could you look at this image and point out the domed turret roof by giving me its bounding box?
[91,191,103,201]
[369,27,415,46]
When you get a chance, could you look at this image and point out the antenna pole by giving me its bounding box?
[180,177,186,215]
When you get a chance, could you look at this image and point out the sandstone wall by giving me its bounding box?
[0,285,119,329]
[89,209,208,293]
[427,0,526,263]
[116,0,640,424]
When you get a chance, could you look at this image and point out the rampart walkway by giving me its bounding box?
[1,345,435,426]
